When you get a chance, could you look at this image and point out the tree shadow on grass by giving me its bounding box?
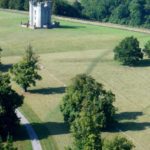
[105,111,150,132]
[115,111,143,120]
[28,87,66,95]
[0,64,12,72]
[135,59,150,67]
[58,25,86,29]
[116,121,150,131]
[14,121,69,141]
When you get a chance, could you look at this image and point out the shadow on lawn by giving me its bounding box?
[28,86,66,95]
[15,121,69,141]
[58,25,86,29]
[135,59,150,67]
[0,64,12,72]
[15,111,150,141]
[115,111,143,120]
[106,111,150,132]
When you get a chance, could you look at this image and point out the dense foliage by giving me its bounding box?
[60,74,116,129]
[0,72,23,138]
[0,0,28,10]
[0,0,149,28]
[10,45,42,92]
[61,74,115,149]
[71,111,102,149]
[80,0,150,28]
[0,136,17,150]
[102,136,135,150]
[114,36,143,66]
[52,0,82,18]
[143,40,150,58]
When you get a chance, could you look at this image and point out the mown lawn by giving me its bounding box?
[0,10,150,150]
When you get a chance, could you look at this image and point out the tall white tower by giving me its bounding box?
[29,0,51,29]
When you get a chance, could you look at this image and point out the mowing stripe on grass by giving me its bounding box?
[39,65,142,149]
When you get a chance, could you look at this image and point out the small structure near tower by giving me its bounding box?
[29,0,51,29]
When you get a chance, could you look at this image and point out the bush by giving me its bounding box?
[102,136,135,150]
[114,36,143,66]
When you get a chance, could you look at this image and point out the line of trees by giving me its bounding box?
[0,0,28,10]
[1,0,149,28]
[80,0,150,28]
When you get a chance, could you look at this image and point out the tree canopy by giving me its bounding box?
[102,136,135,150]
[10,45,42,92]
[71,110,102,150]
[0,0,150,28]
[0,72,23,137]
[0,136,17,150]
[60,74,116,129]
[114,36,143,66]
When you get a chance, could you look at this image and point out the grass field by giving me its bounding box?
[0,10,150,150]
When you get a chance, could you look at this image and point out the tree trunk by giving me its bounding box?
[23,86,27,92]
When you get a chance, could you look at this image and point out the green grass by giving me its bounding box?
[0,11,149,57]
[1,10,150,150]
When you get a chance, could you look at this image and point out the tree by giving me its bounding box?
[0,136,17,150]
[71,111,102,150]
[10,45,42,92]
[0,72,23,137]
[23,0,29,10]
[129,0,144,26]
[0,47,2,65]
[5,135,17,150]
[143,40,150,58]
[114,36,143,65]
[0,0,9,8]
[102,136,135,150]
[60,74,116,129]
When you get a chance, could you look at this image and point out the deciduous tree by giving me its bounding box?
[114,36,143,65]
[102,136,135,150]
[10,45,42,92]
[60,74,116,129]
[0,72,23,137]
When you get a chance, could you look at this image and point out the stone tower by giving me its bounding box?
[29,0,51,29]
